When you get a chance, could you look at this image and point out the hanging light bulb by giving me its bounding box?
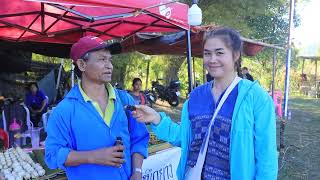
[188,2,202,26]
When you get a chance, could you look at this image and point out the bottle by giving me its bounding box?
[9,118,22,147]
[114,137,123,168]
[115,137,123,146]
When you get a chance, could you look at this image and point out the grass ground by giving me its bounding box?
[278,96,320,180]
[153,96,320,179]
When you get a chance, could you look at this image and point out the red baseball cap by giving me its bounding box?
[70,36,121,62]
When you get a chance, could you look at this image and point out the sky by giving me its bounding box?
[293,0,320,56]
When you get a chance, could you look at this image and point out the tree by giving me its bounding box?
[164,56,185,85]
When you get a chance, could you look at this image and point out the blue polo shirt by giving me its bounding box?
[45,85,149,180]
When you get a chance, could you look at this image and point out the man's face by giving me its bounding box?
[81,49,113,84]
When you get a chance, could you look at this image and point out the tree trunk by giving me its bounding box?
[165,56,185,85]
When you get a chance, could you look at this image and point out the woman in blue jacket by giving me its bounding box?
[133,27,278,180]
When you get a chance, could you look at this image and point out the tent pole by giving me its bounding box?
[315,59,318,85]
[193,57,196,87]
[146,60,150,90]
[186,29,193,93]
[302,58,305,74]
[56,59,64,90]
[271,49,277,99]
[71,64,75,87]
[283,0,295,119]
[48,3,93,21]
[281,0,295,152]
[315,59,318,97]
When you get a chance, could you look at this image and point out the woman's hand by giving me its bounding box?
[132,105,161,125]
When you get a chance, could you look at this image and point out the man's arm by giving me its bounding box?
[130,153,144,179]
[38,98,48,112]
[38,91,48,112]
[116,90,149,179]
[65,146,124,167]
[45,109,125,169]
[117,90,149,159]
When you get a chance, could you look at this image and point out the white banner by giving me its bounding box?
[142,147,181,180]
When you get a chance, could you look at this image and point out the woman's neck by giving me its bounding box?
[132,90,140,96]
[212,72,238,97]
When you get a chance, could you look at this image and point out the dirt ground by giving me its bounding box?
[152,96,320,180]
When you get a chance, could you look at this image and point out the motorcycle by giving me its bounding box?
[150,79,181,107]
[143,90,156,107]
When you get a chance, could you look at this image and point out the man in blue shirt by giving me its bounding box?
[45,36,149,180]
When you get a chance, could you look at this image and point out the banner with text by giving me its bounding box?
[142,147,181,180]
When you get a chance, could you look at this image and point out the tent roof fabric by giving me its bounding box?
[0,1,276,58]
[121,26,266,57]
[0,26,270,58]
[0,0,188,44]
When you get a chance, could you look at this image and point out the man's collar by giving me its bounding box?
[78,80,116,102]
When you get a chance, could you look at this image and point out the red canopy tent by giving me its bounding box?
[0,0,277,91]
[0,0,190,73]
[0,0,189,44]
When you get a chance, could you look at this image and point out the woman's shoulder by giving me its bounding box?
[37,89,46,96]
[240,79,272,103]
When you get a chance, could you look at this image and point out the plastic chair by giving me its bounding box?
[271,91,283,118]
[2,105,33,146]
[41,111,50,132]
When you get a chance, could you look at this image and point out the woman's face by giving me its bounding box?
[30,84,38,94]
[203,37,238,79]
[133,81,142,92]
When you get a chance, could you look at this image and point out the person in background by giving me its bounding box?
[206,73,214,82]
[25,82,48,127]
[45,36,149,180]
[129,78,148,105]
[242,67,254,81]
[132,27,277,179]
[0,90,4,102]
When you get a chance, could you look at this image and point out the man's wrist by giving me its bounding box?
[132,167,142,174]
[86,151,95,164]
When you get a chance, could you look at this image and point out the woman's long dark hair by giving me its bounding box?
[28,82,39,91]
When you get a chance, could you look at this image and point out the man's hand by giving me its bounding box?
[130,172,142,180]
[89,145,125,167]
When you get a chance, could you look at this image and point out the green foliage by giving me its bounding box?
[178,57,204,98]
[112,53,170,90]
[32,54,62,64]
